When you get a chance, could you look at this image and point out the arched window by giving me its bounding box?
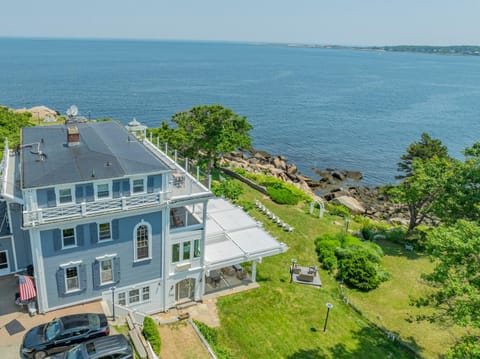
[134,222,151,261]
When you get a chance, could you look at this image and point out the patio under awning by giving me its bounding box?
[204,198,288,270]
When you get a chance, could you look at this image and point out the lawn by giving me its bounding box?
[213,182,417,358]
[345,240,476,358]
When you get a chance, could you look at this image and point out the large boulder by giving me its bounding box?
[286,163,297,175]
[332,195,366,214]
[273,156,287,170]
[346,171,363,181]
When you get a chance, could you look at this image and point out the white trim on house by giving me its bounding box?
[97,221,113,242]
[59,260,83,268]
[61,227,77,249]
[64,264,81,293]
[99,257,114,286]
[95,182,111,200]
[0,249,9,274]
[29,229,48,313]
[131,177,146,194]
[133,220,152,262]
[10,235,17,272]
[56,186,75,205]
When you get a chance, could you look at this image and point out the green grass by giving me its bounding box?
[212,180,478,358]
[214,182,416,358]
[346,240,476,358]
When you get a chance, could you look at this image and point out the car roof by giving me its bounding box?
[84,335,132,357]
[59,313,103,330]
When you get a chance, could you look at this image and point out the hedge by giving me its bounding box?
[143,316,161,355]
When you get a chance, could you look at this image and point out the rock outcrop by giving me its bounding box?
[221,148,413,223]
[14,106,60,119]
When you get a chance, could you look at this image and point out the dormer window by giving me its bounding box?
[132,179,145,194]
[58,188,73,204]
[96,183,110,199]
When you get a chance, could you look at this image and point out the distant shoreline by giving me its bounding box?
[262,43,480,57]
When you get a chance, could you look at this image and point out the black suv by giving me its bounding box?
[51,335,133,359]
[21,313,109,359]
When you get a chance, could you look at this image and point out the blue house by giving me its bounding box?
[0,117,287,314]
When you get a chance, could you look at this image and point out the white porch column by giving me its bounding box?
[200,200,208,296]
[251,260,257,282]
[161,206,170,312]
[29,229,48,313]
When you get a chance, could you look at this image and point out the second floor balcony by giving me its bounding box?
[23,190,168,227]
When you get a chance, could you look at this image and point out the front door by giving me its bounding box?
[175,278,195,302]
[0,250,9,275]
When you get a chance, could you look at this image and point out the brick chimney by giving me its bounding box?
[67,126,80,146]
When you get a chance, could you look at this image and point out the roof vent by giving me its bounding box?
[67,126,80,146]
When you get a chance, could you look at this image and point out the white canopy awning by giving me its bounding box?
[205,198,288,270]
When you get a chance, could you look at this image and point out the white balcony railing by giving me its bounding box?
[23,191,167,227]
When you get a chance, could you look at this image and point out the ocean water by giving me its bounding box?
[1,38,480,185]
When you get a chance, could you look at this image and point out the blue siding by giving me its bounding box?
[40,211,163,309]
[9,204,32,269]
[37,188,56,208]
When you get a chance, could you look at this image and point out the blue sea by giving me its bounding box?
[1,38,480,185]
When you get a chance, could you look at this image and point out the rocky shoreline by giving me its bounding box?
[220,149,410,225]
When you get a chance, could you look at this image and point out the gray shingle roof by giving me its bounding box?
[21,121,169,188]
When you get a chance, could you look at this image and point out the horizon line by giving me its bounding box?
[0,35,478,48]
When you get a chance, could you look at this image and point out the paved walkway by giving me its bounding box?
[0,275,105,359]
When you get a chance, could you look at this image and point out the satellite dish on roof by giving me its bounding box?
[66,105,78,117]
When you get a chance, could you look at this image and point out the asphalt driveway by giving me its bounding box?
[0,275,105,359]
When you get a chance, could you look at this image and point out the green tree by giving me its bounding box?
[396,132,449,179]
[413,220,480,356]
[0,106,34,159]
[389,156,454,234]
[157,105,252,174]
[433,143,480,224]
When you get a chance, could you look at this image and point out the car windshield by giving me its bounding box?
[44,319,61,341]
[65,344,83,359]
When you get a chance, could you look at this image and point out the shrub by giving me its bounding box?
[233,167,247,176]
[194,320,218,345]
[193,320,234,359]
[361,224,376,241]
[376,267,392,282]
[341,233,363,247]
[322,255,338,271]
[212,179,243,202]
[314,235,341,261]
[142,316,161,355]
[237,200,254,212]
[314,231,388,291]
[327,203,350,217]
[384,227,406,243]
[338,252,381,291]
[362,241,384,258]
[267,186,301,205]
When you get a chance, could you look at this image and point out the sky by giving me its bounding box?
[1,0,479,46]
